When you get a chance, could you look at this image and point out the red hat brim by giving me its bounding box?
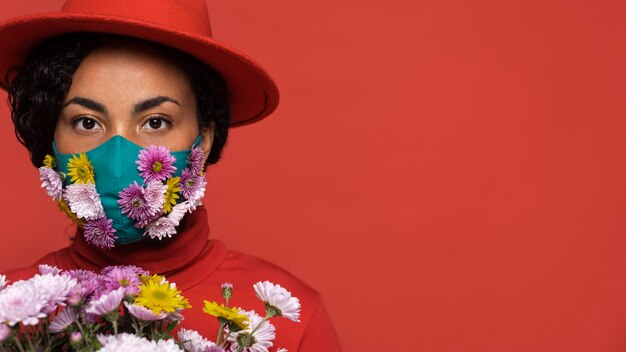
[0,13,280,127]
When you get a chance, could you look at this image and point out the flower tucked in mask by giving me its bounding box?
[38,136,206,249]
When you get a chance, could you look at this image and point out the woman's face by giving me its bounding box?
[54,44,215,157]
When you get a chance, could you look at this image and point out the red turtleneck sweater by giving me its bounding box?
[1,206,341,351]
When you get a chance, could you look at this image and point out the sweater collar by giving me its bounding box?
[68,205,218,277]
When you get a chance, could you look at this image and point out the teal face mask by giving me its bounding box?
[42,135,205,247]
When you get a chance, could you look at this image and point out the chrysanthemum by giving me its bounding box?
[0,280,47,326]
[49,307,78,333]
[163,177,181,213]
[43,154,56,168]
[67,269,103,299]
[137,145,177,182]
[180,169,206,210]
[57,199,84,226]
[117,181,161,222]
[253,281,301,322]
[178,328,218,352]
[226,310,276,352]
[30,273,77,314]
[98,333,184,352]
[67,153,95,184]
[0,275,6,291]
[0,324,8,342]
[64,183,104,220]
[134,275,191,314]
[102,265,145,296]
[85,287,124,317]
[38,264,62,275]
[202,301,249,330]
[39,166,63,201]
[83,217,117,249]
[145,179,168,212]
[187,147,205,175]
[144,216,177,240]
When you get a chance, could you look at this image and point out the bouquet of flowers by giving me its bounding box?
[0,264,300,351]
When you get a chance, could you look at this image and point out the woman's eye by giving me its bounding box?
[74,117,101,131]
[142,117,170,130]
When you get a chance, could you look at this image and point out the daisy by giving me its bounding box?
[202,301,249,330]
[64,183,104,220]
[85,287,124,317]
[134,275,190,314]
[253,281,301,322]
[83,217,117,249]
[137,145,177,182]
[164,177,181,213]
[226,309,275,352]
[67,153,95,184]
[39,166,63,201]
[43,154,56,168]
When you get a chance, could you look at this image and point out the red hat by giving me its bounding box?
[0,0,279,127]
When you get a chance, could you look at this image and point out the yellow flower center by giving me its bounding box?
[152,161,163,172]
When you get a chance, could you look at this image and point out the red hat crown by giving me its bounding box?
[61,0,213,36]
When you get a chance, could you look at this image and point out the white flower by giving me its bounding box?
[124,302,167,321]
[49,307,78,333]
[98,333,183,352]
[144,216,176,239]
[85,287,124,316]
[30,273,77,314]
[277,349,288,352]
[0,280,47,326]
[0,275,7,291]
[186,176,206,212]
[226,309,275,352]
[38,264,62,275]
[169,201,189,226]
[64,183,104,220]
[253,281,301,322]
[39,166,63,201]
[178,328,217,352]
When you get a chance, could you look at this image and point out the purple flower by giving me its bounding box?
[67,270,103,299]
[188,146,205,175]
[83,217,118,249]
[136,145,177,182]
[39,166,63,201]
[144,180,168,214]
[39,264,62,275]
[0,324,8,342]
[49,307,78,333]
[179,169,206,212]
[102,265,145,296]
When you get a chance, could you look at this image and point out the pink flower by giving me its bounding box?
[49,307,78,333]
[102,265,145,296]
[124,302,167,321]
[83,217,118,249]
[180,169,206,209]
[187,147,205,175]
[118,181,165,222]
[39,166,63,201]
[85,287,124,317]
[136,145,177,182]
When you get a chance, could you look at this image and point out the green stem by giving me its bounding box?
[249,317,269,336]
[216,322,225,346]
[220,331,233,348]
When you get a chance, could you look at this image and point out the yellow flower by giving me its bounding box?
[134,274,191,314]
[163,177,181,213]
[43,155,56,168]
[67,153,95,184]
[57,200,83,227]
[202,301,249,329]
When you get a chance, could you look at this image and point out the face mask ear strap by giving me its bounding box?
[192,135,203,148]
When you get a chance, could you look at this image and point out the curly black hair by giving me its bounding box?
[3,32,230,168]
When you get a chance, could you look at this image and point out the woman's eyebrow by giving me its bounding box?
[61,96,181,114]
[62,97,107,114]
[132,96,180,114]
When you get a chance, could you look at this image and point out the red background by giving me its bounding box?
[1,0,626,350]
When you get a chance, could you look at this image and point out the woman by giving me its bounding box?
[0,0,341,350]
